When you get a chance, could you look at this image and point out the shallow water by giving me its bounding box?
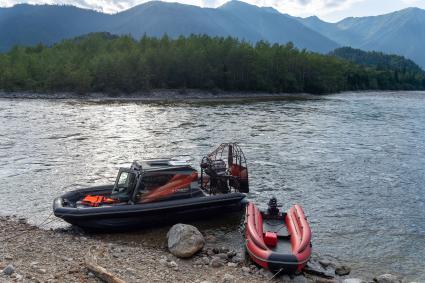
[0,91,424,280]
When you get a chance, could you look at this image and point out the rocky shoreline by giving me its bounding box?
[0,216,407,283]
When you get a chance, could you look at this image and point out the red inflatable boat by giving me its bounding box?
[245,198,311,273]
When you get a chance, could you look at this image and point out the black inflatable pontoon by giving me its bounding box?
[53,143,249,230]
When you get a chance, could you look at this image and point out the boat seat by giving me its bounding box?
[263,220,290,239]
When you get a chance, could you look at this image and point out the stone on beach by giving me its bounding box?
[222,273,236,283]
[167,224,205,258]
[2,264,15,276]
[335,265,351,276]
[343,279,366,283]
[374,274,401,283]
[304,260,335,278]
[210,257,225,268]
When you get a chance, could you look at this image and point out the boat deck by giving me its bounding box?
[263,218,292,254]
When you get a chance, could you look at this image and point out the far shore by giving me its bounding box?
[1,89,423,103]
[0,89,324,102]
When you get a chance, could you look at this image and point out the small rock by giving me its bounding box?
[205,235,216,242]
[343,279,366,283]
[316,279,338,283]
[125,267,136,274]
[87,272,95,278]
[231,256,244,264]
[206,249,215,257]
[222,273,235,283]
[212,247,220,254]
[166,261,178,269]
[319,259,332,268]
[374,274,401,283]
[335,265,351,276]
[2,264,15,276]
[159,258,167,266]
[241,267,251,274]
[216,253,228,260]
[37,269,47,274]
[259,268,274,279]
[167,224,205,258]
[291,275,310,283]
[202,256,210,265]
[4,255,13,261]
[227,262,237,267]
[304,261,335,279]
[226,251,236,259]
[210,257,225,268]
[219,247,230,253]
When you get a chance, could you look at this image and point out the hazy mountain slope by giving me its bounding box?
[296,16,361,46]
[218,1,338,52]
[108,1,259,40]
[297,8,425,68]
[0,4,110,51]
[340,8,425,68]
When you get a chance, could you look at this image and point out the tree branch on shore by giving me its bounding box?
[85,246,125,283]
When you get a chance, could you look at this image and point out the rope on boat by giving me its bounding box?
[268,267,284,282]
[0,212,57,242]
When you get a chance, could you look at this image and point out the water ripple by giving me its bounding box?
[0,92,424,280]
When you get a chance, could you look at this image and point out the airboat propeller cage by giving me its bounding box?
[200,143,249,193]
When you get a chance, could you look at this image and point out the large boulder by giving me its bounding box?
[167,224,205,258]
[374,274,401,283]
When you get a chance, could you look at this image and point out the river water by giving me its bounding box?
[0,92,424,280]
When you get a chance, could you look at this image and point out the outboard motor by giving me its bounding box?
[267,197,279,216]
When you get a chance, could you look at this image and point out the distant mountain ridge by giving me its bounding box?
[1,1,425,68]
[295,7,425,69]
[0,1,338,54]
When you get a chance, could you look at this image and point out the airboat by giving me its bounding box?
[53,143,249,230]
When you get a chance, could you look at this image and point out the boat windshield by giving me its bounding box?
[117,172,131,188]
[112,171,136,198]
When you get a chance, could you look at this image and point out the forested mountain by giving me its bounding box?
[2,1,425,68]
[330,47,424,73]
[297,8,425,69]
[0,1,338,54]
[1,33,424,94]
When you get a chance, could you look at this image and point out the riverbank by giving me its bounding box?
[0,216,406,283]
[1,90,421,103]
[0,90,322,102]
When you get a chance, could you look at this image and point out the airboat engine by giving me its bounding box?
[200,143,249,194]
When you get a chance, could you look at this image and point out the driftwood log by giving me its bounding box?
[85,246,126,283]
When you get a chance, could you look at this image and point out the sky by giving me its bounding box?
[1,0,425,21]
